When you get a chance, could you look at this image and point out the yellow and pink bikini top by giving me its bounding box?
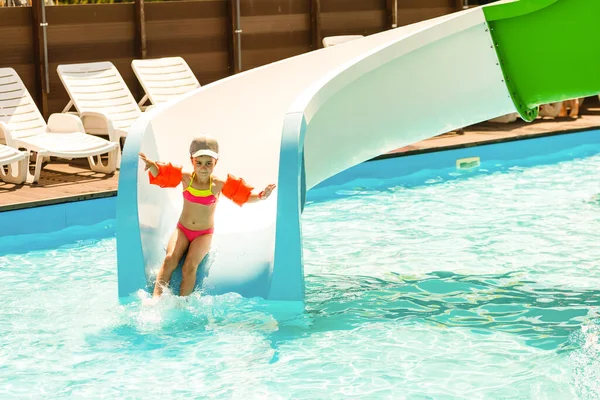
[149,162,254,207]
[183,174,217,205]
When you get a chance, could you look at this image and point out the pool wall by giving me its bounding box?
[310,128,600,198]
[1,128,599,248]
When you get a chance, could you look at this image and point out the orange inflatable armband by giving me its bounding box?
[148,162,183,188]
[222,174,254,206]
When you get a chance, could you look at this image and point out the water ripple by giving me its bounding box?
[2,153,600,398]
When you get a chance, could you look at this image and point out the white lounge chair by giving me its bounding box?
[57,61,141,145]
[0,144,27,184]
[0,67,118,183]
[132,57,200,107]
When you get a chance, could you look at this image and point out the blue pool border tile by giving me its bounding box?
[0,197,116,238]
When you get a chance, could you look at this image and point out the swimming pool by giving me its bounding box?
[2,130,600,398]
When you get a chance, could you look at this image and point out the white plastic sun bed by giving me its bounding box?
[0,144,27,184]
[57,61,142,145]
[0,68,119,183]
[131,56,201,107]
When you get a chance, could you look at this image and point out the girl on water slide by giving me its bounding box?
[139,135,276,298]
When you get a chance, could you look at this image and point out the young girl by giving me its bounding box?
[139,135,276,298]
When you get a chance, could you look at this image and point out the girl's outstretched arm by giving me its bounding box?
[246,184,276,203]
[215,175,276,206]
[139,152,159,177]
[139,152,185,188]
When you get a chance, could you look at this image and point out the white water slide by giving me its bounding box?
[116,4,518,305]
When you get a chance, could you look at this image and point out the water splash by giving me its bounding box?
[570,319,600,399]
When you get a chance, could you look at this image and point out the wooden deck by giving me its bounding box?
[1,98,600,211]
[0,158,119,211]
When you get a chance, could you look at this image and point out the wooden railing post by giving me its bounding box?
[386,0,398,29]
[310,0,322,50]
[456,0,466,11]
[134,0,147,59]
[31,0,49,118]
[227,0,242,73]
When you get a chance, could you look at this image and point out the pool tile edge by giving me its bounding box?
[0,190,117,212]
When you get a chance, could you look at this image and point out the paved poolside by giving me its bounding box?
[1,98,599,211]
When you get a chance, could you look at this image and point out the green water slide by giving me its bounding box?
[484,0,600,121]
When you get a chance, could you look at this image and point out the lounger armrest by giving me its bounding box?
[80,111,117,142]
[0,121,15,147]
[47,113,85,134]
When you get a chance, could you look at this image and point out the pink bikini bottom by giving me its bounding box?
[177,222,214,242]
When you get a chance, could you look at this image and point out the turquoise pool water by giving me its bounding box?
[2,143,600,398]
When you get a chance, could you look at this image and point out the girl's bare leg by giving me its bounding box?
[179,234,213,296]
[153,228,189,297]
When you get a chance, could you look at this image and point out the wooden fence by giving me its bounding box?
[0,0,459,116]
